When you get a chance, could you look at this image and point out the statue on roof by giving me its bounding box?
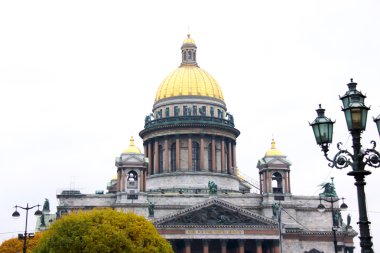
[272,202,280,219]
[208,181,218,194]
[148,202,155,217]
[319,177,337,198]
[43,198,50,213]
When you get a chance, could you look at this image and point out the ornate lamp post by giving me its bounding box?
[317,177,348,253]
[310,79,380,253]
[12,203,42,253]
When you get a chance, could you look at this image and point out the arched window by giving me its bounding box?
[188,51,192,59]
[158,145,163,173]
[272,172,283,193]
[127,170,138,189]
[192,141,200,171]
[170,143,176,172]
[208,143,212,171]
[183,51,186,61]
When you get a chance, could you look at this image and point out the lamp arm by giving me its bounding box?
[364,141,380,168]
[16,204,40,211]
[324,142,353,169]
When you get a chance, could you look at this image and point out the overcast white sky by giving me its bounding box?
[1,0,380,250]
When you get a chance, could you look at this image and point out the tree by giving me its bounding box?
[0,233,41,253]
[32,209,173,253]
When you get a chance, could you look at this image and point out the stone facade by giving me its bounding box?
[55,35,356,253]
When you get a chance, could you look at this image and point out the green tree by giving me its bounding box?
[32,209,173,253]
[0,232,41,253]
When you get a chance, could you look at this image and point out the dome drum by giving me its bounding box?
[153,96,226,112]
[142,115,236,133]
[146,172,241,192]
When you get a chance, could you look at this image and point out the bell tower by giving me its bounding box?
[257,139,292,200]
[115,136,147,199]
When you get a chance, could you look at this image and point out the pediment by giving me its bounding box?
[121,154,145,163]
[257,157,291,168]
[155,198,277,228]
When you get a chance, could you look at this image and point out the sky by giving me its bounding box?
[1,0,380,250]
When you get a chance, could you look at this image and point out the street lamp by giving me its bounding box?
[374,114,380,137]
[12,203,42,253]
[310,79,380,253]
[317,195,348,253]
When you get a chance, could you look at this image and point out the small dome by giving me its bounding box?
[123,136,142,154]
[265,139,283,157]
[182,34,196,45]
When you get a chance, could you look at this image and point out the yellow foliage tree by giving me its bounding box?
[0,232,41,253]
[32,209,173,253]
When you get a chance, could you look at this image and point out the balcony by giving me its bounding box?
[144,115,235,129]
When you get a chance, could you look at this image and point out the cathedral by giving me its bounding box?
[53,35,356,253]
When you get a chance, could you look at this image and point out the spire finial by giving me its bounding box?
[129,136,135,146]
[271,138,276,149]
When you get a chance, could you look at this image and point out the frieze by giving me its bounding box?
[185,229,244,235]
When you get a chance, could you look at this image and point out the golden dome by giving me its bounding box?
[265,139,283,157]
[123,136,142,154]
[155,65,224,101]
[183,34,196,45]
[155,35,224,102]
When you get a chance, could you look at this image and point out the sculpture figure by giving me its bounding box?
[272,203,280,218]
[319,178,337,197]
[43,198,50,212]
[148,202,155,216]
[347,213,351,228]
[208,181,218,194]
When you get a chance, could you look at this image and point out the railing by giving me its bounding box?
[144,115,235,129]
[148,187,242,195]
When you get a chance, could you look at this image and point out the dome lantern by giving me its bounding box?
[181,34,197,66]
[154,35,224,102]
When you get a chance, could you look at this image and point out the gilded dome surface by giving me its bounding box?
[265,139,283,157]
[183,35,196,45]
[155,65,224,101]
[155,35,224,102]
[123,136,142,154]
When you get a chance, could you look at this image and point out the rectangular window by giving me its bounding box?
[183,106,188,116]
[174,106,179,116]
[201,106,206,115]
